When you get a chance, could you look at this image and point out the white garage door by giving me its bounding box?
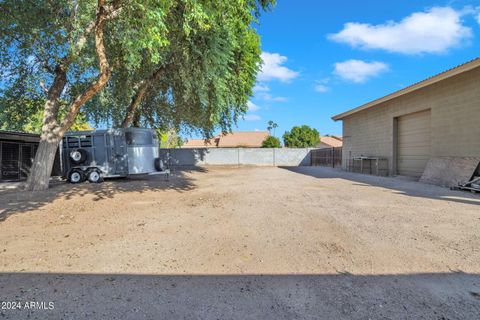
[397,110,431,177]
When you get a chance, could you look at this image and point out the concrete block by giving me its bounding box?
[162,148,208,166]
[205,148,239,165]
[274,149,311,166]
[239,148,274,166]
[161,148,313,167]
[420,156,480,187]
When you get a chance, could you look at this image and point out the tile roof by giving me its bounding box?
[217,131,269,148]
[182,131,269,148]
[318,136,343,148]
[182,138,218,148]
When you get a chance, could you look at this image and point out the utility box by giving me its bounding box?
[61,128,168,183]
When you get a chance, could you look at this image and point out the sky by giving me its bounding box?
[224,0,480,138]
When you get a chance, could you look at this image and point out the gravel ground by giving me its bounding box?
[0,166,479,319]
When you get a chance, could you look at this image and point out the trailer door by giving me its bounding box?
[112,131,128,175]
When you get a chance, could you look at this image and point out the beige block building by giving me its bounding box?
[332,58,480,178]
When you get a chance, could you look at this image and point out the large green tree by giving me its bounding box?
[0,0,152,190]
[0,99,92,132]
[86,0,274,137]
[283,125,320,148]
[1,0,274,190]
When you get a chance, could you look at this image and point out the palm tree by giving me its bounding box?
[267,120,278,137]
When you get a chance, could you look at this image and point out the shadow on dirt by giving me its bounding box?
[282,166,480,206]
[0,167,207,222]
[0,271,478,319]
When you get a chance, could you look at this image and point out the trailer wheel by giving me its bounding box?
[68,169,85,184]
[70,149,87,164]
[87,169,103,183]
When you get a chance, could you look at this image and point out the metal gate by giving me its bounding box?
[311,147,342,167]
[0,142,36,181]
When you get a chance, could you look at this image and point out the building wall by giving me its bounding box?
[341,66,480,174]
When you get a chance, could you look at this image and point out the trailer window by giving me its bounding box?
[125,131,153,146]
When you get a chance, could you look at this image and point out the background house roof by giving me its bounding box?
[182,138,217,148]
[318,135,343,148]
[217,131,269,148]
[182,131,269,148]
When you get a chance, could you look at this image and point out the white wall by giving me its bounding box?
[160,148,314,167]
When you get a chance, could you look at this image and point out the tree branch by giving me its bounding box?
[121,65,166,128]
[69,0,122,64]
[59,0,112,135]
[40,62,68,140]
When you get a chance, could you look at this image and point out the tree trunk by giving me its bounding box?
[121,82,149,128]
[121,66,165,128]
[132,111,141,127]
[25,0,112,191]
[24,63,67,191]
[25,137,62,191]
[59,0,111,134]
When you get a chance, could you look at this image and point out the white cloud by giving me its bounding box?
[253,84,270,92]
[247,101,260,112]
[252,83,288,102]
[269,96,288,102]
[314,78,330,93]
[461,6,480,23]
[258,52,299,82]
[329,7,472,54]
[314,84,329,93]
[244,114,261,121]
[257,92,288,102]
[334,60,389,83]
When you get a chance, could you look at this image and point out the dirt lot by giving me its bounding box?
[0,166,479,319]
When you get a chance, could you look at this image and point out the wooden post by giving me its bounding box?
[332,148,335,168]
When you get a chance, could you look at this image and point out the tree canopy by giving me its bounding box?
[1,0,275,136]
[283,125,320,148]
[86,0,275,137]
[0,99,91,133]
[0,0,275,190]
[0,0,274,136]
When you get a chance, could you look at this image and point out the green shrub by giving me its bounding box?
[262,135,282,148]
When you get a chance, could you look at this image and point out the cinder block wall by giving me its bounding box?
[160,148,313,167]
[341,67,480,174]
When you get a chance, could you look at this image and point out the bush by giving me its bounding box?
[262,136,281,148]
[283,125,320,148]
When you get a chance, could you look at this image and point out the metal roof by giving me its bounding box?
[0,130,40,142]
[332,57,480,121]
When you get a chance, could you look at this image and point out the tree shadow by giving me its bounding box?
[0,167,207,222]
[0,271,478,319]
[282,166,480,206]
[160,148,209,166]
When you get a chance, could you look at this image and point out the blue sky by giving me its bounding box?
[225,0,480,137]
